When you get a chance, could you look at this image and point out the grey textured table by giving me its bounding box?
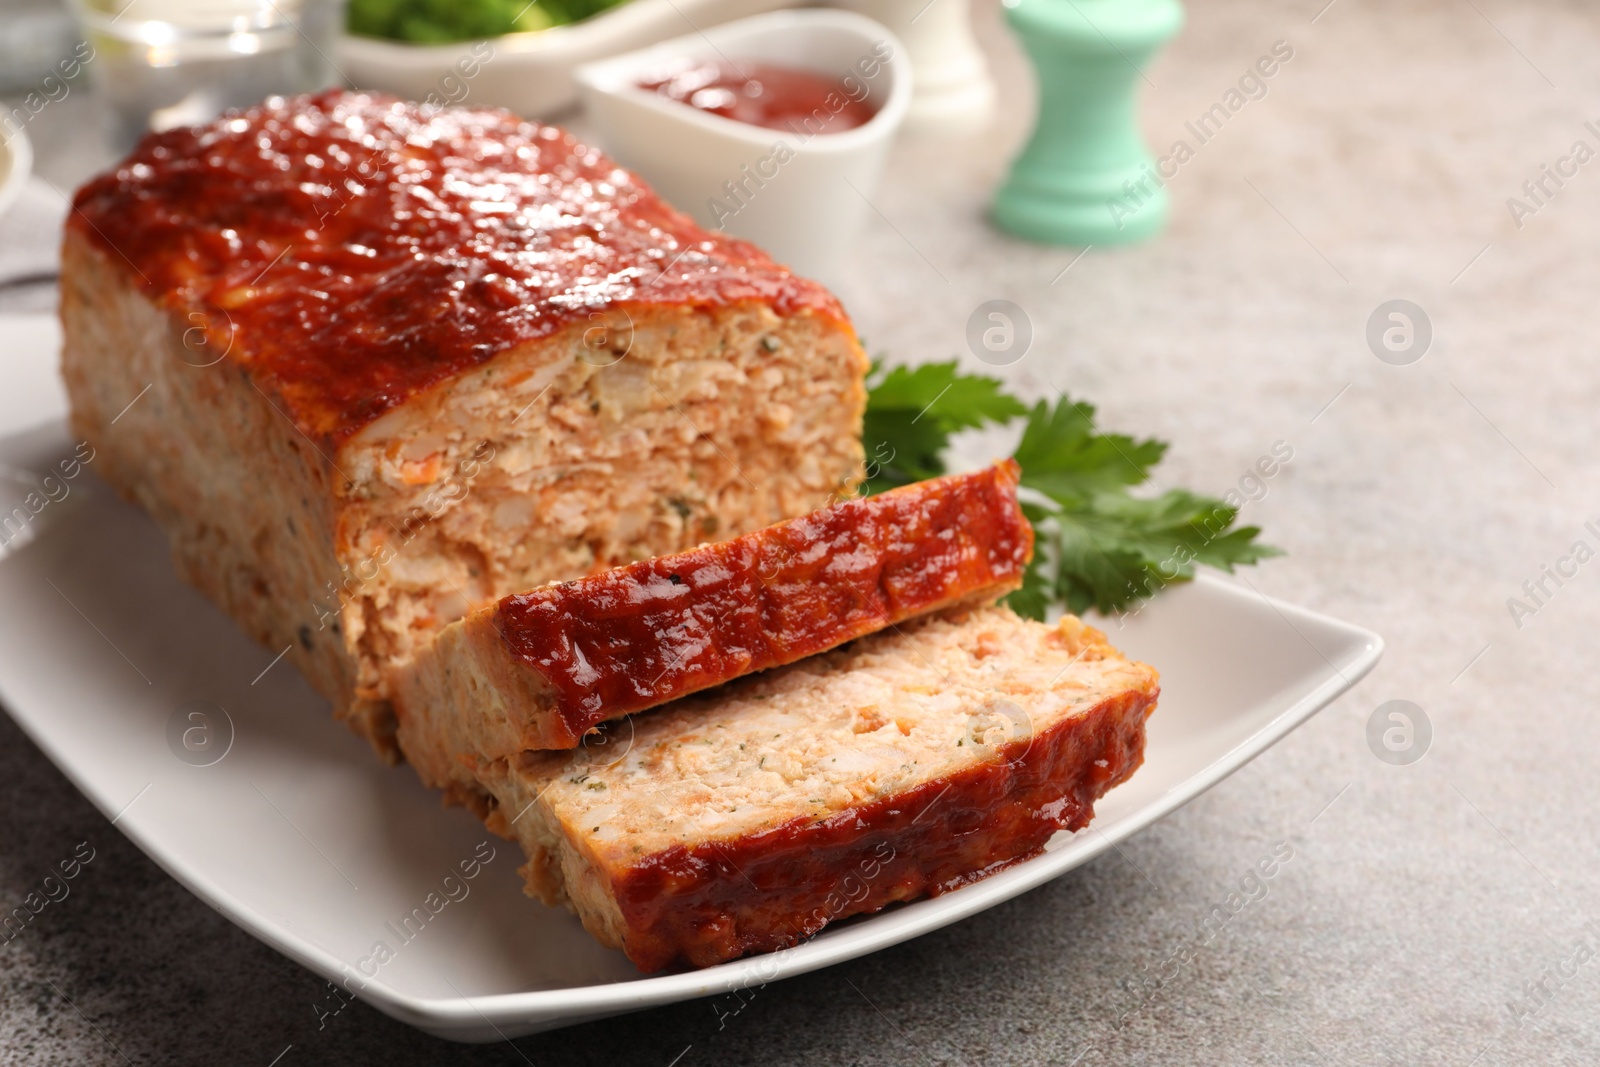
[4,0,1600,1063]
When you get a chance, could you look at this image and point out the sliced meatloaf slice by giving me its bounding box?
[59,90,866,757]
[392,460,1033,794]
[473,605,1159,972]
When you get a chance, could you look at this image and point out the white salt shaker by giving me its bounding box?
[835,0,996,134]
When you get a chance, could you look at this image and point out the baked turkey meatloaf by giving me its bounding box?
[476,605,1159,972]
[59,90,867,755]
[393,461,1033,794]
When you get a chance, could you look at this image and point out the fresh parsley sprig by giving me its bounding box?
[861,361,1027,492]
[862,360,1281,620]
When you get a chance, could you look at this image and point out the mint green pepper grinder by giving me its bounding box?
[992,0,1184,245]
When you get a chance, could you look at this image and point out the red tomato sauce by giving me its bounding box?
[637,60,878,134]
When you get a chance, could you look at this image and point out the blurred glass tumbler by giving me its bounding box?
[70,0,341,149]
[992,0,1182,246]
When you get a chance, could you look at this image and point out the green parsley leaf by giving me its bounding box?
[1006,551,1054,622]
[1013,398,1166,502]
[862,362,1281,619]
[861,360,1028,493]
[1043,486,1279,616]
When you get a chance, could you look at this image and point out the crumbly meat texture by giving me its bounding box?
[474,606,1159,972]
[59,91,866,754]
[392,461,1034,790]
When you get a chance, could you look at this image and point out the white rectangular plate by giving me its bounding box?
[0,316,1381,1042]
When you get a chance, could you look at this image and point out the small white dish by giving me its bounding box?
[0,124,34,222]
[336,0,791,120]
[0,316,1383,1042]
[576,10,911,281]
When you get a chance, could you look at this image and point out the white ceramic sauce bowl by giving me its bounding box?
[576,9,910,282]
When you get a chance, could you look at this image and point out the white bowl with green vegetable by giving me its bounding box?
[338,0,791,118]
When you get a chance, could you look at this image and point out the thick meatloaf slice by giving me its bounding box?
[474,605,1159,972]
[393,460,1033,792]
[59,90,867,757]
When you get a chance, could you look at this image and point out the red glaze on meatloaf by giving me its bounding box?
[613,682,1152,972]
[68,89,846,446]
[393,462,1032,784]
[476,608,1159,973]
[496,460,1031,743]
